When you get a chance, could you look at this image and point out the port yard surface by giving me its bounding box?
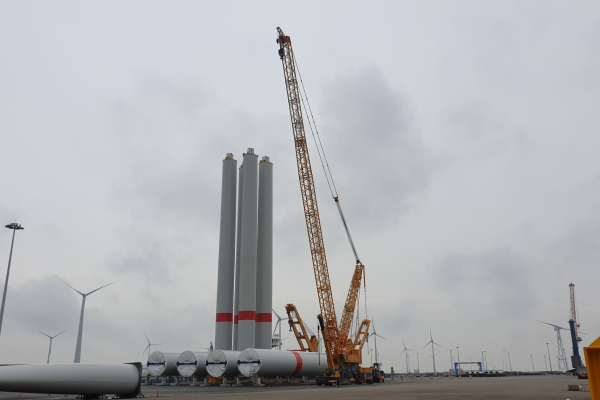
[0,375,590,399]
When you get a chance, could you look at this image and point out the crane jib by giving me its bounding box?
[277,27,341,363]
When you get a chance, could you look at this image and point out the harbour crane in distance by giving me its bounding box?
[276,26,377,385]
[568,283,582,369]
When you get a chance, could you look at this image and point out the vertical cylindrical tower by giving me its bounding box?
[232,164,244,350]
[236,148,259,351]
[255,156,273,349]
[214,153,237,350]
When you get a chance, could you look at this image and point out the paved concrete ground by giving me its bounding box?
[0,375,592,399]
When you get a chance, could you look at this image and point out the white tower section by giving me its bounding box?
[236,148,259,350]
[232,164,244,350]
[255,156,273,349]
[214,153,237,350]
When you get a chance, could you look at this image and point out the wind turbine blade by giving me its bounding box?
[272,309,280,320]
[144,333,150,345]
[86,279,123,296]
[433,342,443,348]
[535,320,567,330]
[422,342,431,349]
[430,328,433,341]
[38,331,52,339]
[53,275,84,296]
[141,344,150,355]
[376,334,388,341]
[53,330,67,338]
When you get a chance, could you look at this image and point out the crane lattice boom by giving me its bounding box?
[276,27,341,363]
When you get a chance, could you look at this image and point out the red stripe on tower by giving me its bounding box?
[216,313,233,322]
[238,310,256,321]
[234,314,239,324]
[291,351,303,375]
[255,313,272,323]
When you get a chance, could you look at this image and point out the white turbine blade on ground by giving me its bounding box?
[86,279,123,296]
[53,275,84,296]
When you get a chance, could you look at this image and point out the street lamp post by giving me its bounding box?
[0,223,24,339]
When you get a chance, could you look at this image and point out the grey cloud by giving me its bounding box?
[3,275,80,333]
[434,247,538,319]
[319,66,434,229]
[551,211,600,268]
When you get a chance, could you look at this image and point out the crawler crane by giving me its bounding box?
[276,27,381,385]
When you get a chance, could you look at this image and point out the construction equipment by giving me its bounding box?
[276,27,376,385]
[285,304,318,352]
[569,283,583,369]
[537,320,569,372]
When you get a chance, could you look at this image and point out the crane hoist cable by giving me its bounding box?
[293,57,361,264]
[293,48,368,326]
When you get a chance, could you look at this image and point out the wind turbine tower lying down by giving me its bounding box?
[54,276,121,363]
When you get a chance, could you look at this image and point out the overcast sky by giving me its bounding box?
[1,1,599,373]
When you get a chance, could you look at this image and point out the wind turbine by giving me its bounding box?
[527,352,535,371]
[447,347,454,371]
[400,340,412,374]
[422,329,442,374]
[475,348,485,370]
[368,318,387,370]
[54,276,121,363]
[141,333,160,360]
[38,330,66,364]
[198,342,214,352]
[536,320,568,371]
[272,309,286,350]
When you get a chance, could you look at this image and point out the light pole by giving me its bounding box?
[0,223,24,339]
[546,343,553,372]
[456,346,460,375]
